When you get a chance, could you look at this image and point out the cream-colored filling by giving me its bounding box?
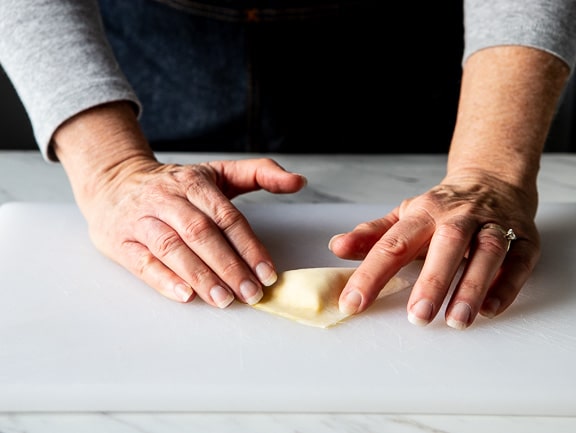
[252,267,410,328]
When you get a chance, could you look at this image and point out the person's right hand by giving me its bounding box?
[53,102,307,308]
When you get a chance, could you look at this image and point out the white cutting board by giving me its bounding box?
[0,201,575,415]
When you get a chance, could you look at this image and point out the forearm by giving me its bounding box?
[0,0,140,161]
[447,46,570,190]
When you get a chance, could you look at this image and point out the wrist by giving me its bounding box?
[53,101,158,202]
[446,150,540,190]
[441,165,539,216]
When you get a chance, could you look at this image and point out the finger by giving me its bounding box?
[339,212,435,315]
[479,237,540,318]
[444,224,511,330]
[132,216,237,308]
[406,218,475,327]
[329,213,399,260]
[155,199,269,305]
[116,240,197,304]
[210,158,308,196]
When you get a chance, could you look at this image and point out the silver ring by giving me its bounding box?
[481,223,517,251]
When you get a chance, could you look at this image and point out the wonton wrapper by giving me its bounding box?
[251,267,410,328]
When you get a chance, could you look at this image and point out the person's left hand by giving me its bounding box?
[329,170,540,329]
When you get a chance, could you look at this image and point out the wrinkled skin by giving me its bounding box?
[53,45,569,330]
[327,44,569,329]
[81,157,308,307]
[330,170,540,329]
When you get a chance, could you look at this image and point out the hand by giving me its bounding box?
[53,102,307,307]
[329,171,540,329]
[85,157,308,306]
[80,156,307,307]
[330,45,568,330]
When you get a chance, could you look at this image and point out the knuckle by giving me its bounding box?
[476,234,508,255]
[131,249,155,278]
[459,279,485,297]
[153,230,184,257]
[220,259,246,278]
[375,234,411,258]
[182,216,214,242]
[186,266,212,287]
[434,220,469,243]
[418,273,450,293]
[214,205,246,231]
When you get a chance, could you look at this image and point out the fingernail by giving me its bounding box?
[240,280,263,305]
[408,299,434,326]
[210,285,234,309]
[339,290,362,315]
[255,262,277,286]
[446,302,472,330]
[175,283,194,302]
[480,297,501,318]
[328,234,344,251]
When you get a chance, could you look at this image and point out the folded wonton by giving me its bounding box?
[251,267,410,328]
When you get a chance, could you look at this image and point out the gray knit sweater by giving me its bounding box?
[1,0,575,161]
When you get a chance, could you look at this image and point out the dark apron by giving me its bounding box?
[98,0,464,153]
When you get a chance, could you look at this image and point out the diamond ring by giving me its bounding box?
[480,223,517,251]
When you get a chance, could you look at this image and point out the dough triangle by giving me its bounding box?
[252,267,410,328]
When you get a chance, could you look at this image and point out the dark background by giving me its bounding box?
[1,63,574,152]
[0,66,36,150]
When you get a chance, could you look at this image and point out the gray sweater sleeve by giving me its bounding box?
[1,1,575,162]
[464,0,576,69]
[0,0,141,161]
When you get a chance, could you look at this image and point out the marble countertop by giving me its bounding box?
[1,150,576,433]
